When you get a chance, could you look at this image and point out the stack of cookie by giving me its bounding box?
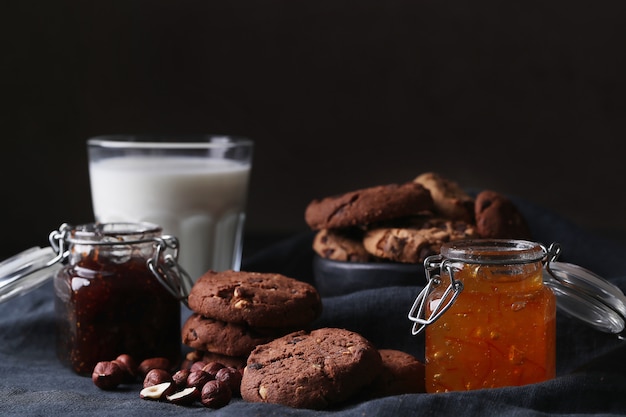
[306,172,531,264]
[181,270,323,369]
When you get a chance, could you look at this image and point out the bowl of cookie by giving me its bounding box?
[305,172,532,297]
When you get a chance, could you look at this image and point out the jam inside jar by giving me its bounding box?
[53,223,182,375]
[412,239,556,393]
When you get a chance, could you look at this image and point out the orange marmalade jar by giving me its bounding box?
[409,240,556,393]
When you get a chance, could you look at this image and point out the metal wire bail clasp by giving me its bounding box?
[408,254,464,335]
[542,242,562,275]
[147,235,195,308]
[48,223,73,265]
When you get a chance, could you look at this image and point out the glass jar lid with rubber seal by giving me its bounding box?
[0,222,193,305]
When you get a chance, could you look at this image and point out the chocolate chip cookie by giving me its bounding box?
[362,218,476,263]
[363,349,426,398]
[304,182,434,230]
[187,270,322,328]
[414,172,475,222]
[474,190,532,239]
[240,328,383,409]
[181,313,284,357]
[312,228,373,262]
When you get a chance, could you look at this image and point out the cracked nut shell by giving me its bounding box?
[140,382,176,400]
[166,387,201,405]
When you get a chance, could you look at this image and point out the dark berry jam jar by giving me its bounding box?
[52,222,188,375]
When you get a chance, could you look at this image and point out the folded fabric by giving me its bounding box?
[2,195,626,416]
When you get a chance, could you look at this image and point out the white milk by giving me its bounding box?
[88,156,251,280]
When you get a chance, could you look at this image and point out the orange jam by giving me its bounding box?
[424,240,556,393]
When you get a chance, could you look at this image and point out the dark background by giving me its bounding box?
[3,0,626,261]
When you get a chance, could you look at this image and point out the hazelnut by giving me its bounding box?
[189,360,207,372]
[138,357,171,377]
[143,368,173,388]
[233,286,253,299]
[92,361,124,390]
[166,387,200,405]
[186,369,213,389]
[201,361,225,377]
[113,353,138,383]
[140,382,175,401]
[215,367,242,395]
[172,369,191,389]
[200,380,232,409]
[233,299,250,309]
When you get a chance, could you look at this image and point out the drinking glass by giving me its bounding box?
[87,135,253,281]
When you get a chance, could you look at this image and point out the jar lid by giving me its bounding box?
[409,241,626,337]
[0,223,194,306]
[442,239,546,264]
[0,246,62,303]
[544,261,626,334]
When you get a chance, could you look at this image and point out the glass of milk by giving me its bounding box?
[87,135,253,281]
